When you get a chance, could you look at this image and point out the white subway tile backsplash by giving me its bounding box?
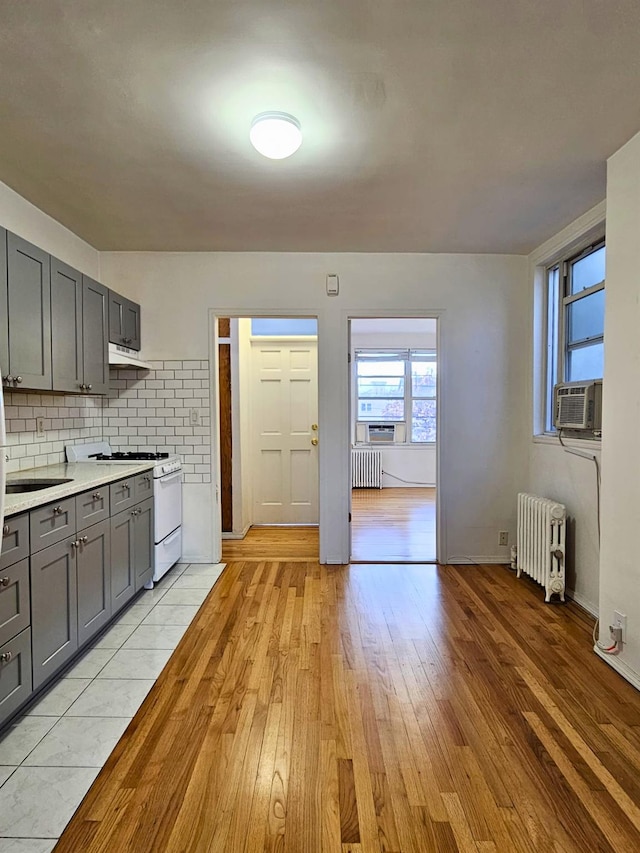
[4,361,211,485]
[4,391,103,474]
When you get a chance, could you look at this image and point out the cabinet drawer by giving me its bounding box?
[0,559,30,648]
[134,471,154,502]
[0,627,32,725]
[76,487,109,527]
[30,497,76,553]
[0,513,29,571]
[110,478,136,513]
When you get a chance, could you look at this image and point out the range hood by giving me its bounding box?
[108,342,154,370]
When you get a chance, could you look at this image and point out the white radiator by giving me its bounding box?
[516,492,567,602]
[351,448,383,488]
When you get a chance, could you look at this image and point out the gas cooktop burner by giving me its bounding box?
[89,451,170,461]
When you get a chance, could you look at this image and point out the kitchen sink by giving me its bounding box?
[5,478,73,494]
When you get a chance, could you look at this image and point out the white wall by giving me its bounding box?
[596,130,640,686]
[0,180,99,278]
[100,251,530,565]
[351,327,437,488]
[527,203,606,615]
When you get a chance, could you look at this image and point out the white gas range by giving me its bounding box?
[66,441,182,584]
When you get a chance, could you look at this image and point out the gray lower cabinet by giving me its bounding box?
[0,473,156,727]
[1,513,29,571]
[134,498,154,591]
[31,536,79,689]
[0,559,30,648]
[0,628,32,722]
[111,495,154,609]
[77,519,111,646]
[111,510,136,612]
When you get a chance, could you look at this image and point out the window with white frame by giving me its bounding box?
[545,239,605,431]
[355,349,436,442]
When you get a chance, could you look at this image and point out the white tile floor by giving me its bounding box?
[0,561,225,852]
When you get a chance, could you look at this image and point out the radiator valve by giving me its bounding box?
[510,544,517,570]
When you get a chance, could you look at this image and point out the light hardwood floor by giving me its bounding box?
[223,526,319,561]
[56,556,640,852]
[351,487,436,562]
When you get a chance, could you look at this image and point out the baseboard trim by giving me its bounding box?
[566,589,598,617]
[594,647,640,692]
[181,553,214,563]
[221,525,251,540]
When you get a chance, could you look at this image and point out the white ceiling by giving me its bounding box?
[2,1,640,254]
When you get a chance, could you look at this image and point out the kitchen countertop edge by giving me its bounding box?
[4,461,155,516]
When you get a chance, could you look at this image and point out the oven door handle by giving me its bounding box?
[157,471,183,484]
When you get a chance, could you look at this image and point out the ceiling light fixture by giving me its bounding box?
[250,112,302,159]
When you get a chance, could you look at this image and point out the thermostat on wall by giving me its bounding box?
[326,273,339,296]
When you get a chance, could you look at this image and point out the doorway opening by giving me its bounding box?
[349,317,437,562]
[216,316,320,561]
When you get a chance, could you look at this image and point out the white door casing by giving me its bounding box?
[251,338,318,524]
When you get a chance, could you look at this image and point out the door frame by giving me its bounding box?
[208,310,320,563]
[345,309,444,564]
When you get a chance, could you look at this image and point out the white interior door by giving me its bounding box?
[251,338,318,524]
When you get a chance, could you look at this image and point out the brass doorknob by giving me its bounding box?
[311,437,318,446]
[311,423,318,431]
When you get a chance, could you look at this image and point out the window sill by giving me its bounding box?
[532,432,602,450]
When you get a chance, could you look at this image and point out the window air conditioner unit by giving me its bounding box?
[356,422,406,444]
[554,380,602,432]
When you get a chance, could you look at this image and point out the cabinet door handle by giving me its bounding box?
[53,506,63,515]
[2,524,9,535]
[87,384,92,391]
[0,652,12,664]
[123,483,130,491]
[15,376,22,384]
[4,375,13,384]
[71,541,78,549]
[0,577,10,587]
[80,536,88,544]
[79,383,86,391]
[92,492,102,500]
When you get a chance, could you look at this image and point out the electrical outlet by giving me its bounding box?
[613,610,627,642]
[36,416,45,438]
[499,531,509,546]
[189,408,199,426]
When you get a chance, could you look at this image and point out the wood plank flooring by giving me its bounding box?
[55,560,640,852]
[351,487,436,562]
[222,526,319,561]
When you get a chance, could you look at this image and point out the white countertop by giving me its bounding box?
[4,461,155,516]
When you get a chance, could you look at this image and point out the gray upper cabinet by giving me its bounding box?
[51,258,83,393]
[0,227,8,378]
[51,262,109,395]
[1,228,129,394]
[82,276,109,394]
[5,232,51,390]
[109,291,141,350]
